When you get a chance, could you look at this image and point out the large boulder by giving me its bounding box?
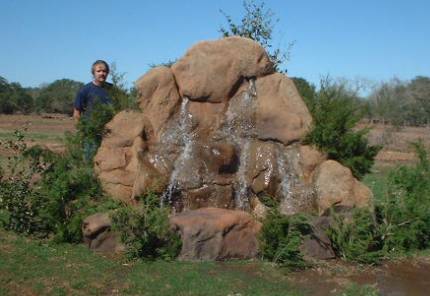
[135,66,181,142]
[172,37,274,102]
[94,111,148,202]
[255,73,312,145]
[170,208,261,260]
[313,160,373,214]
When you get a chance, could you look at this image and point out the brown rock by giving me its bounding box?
[313,160,372,214]
[101,110,148,148]
[188,100,227,135]
[136,66,181,141]
[170,207,261,260]
[172,37,273,102]
[184,184,235,210]
[300,216,336,260]
[94,111,147,202]
[248,141,278,196]
[298,145,326,182]
[82,213,124,253]
[255,73,312,145]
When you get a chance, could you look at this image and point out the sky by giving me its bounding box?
[1,0,429,91]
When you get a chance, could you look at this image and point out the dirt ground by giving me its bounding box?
[360,123,430,168]
[0,114,75,156]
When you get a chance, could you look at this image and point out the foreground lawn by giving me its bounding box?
[0,230,300,296]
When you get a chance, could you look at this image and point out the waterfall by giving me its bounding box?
[276,147,297,215]
[231,78,257,210]
[161,97,193,207]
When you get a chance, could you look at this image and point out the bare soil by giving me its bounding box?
[0,114,75,156]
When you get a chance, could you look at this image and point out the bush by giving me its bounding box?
[0,179,49,235]
[302,78,381,179]
[111,192,182,260]
[376,141,430,253]
[327,142,430,263]
[259,209,311,269]
[0,102,116,242]
[327,208,384,264]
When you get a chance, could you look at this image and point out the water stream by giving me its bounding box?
[161,97,193,207]
[228,78,257,210]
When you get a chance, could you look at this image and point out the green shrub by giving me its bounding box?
[302,78,381,179]
[76,102,115,155]
[0,179,49,235]
[376,141,430,253]
[111,192,181,260]
[327,208,384,264]
[0,102,116,242]
[259,209,311,268]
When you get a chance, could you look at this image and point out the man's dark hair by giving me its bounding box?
[91,60,110,74]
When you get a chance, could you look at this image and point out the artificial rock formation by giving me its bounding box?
[94,36,372,216]
[170,207,261,260]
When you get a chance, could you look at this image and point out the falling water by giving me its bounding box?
[161,97,193,207]
[230,78,257,210]
[277,147,296,214]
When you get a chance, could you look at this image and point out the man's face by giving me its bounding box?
[93,64,109,84]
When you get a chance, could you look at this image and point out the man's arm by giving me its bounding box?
[73,108,81,121]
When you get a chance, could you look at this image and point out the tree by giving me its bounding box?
[368,76,430,126]
[291,77,317,107]
[219,0,293,72]
[0,77,34,114]
[35,79,83,114]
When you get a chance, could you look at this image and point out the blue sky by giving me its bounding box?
[1,0,429,90]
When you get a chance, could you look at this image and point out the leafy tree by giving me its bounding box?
[291,77,317,106]
[108,63,138,112]
[0,77,34,114]
[35,79,83,114]
[368,76,430,126]
[219,0,293,72]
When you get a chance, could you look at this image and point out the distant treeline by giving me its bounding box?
[293,76,430,127]
[0,76,83,115]
[1,74,430,126]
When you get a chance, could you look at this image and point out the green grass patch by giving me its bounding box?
[0,131,65,143]
[0,229,302,296]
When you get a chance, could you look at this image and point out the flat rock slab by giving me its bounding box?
[170,207,261,261]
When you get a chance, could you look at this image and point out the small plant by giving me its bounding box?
[259,209,311,269]
[111,192,181,260]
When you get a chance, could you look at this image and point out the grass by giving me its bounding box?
[362,167,391,203]
[0,229,301,296]
[0,131,65,143]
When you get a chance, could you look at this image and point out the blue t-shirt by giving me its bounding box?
[74,82,112,116]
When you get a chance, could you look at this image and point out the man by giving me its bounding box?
[73,60,112,120]
[73,60,113,161]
